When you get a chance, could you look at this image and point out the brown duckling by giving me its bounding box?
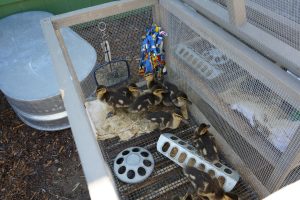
[146,109,188,130]
[163,80,179,100]
[173,91,192,119]
[183,167,239,200]
[117,83,140,99]
[144,73,164,91]
[128,86,167,113]
[96,85,132,117]
[192,123,219,164]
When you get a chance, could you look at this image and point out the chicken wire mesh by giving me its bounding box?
[70,6,154,86]
[160,5,300,195]
[209,0,300,52]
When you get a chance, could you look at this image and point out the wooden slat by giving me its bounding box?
[227,0,247,26]
[182,0,300,78]
[51,0,158,28]
[40,18,119,200]
[54,29,85,104]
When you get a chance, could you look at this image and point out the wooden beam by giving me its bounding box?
[40,18,119,200]
[54,29,85,104]
[51,0,158,28]
[226,0,247,26]
[182,0,300,78]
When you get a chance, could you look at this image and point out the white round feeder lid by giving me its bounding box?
[114,147,155,184]
[0,11,97,100]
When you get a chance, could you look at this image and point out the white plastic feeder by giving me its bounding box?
[156,133,240,192]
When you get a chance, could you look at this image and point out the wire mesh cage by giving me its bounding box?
[41,0,300,199]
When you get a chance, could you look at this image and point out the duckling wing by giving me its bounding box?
[146,111,171,123]
[111,92,132,107]
[198,134,219,163]
[184,167,214,191]
[164,81,179,93]
[117,87,131,98]
[162,92,174,106]
[129,94,155,112]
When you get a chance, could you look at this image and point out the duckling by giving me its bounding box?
[163,80,179,100]
[146,109,188,130]
[96,85,132,116]
[128,86,167,113]
[192,123,219,164]
[144,73,164,91]
[117,83,140,99]
[173,91,192,119]
[183,167,239,200]
[172,191,200,200]
[162,91,174,106]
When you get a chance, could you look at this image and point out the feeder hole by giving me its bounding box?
[118,166,126,174]
[214,163,222,168]
[198,163,205,171]
[143,160,152,167]
[178,152,187,163]
[162,142,170,152]
[122,150,130,156]
[178,141,186,145]
[132,148,140,152]
[187,158,196,167]
[141,152,149,157]
[179,48,185,55]
[183,51,189,57]
[127,170,135,179]
[187,146,194,151]
[138,167,146,176]
[224,168,232,174]
[170,136,178,140]
[206,70,213,76]
[208,169,215,177]
[201,65,208,72]
[116,158,124,165]
[170,147,178,158]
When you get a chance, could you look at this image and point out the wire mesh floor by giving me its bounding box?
[98,118,259,200]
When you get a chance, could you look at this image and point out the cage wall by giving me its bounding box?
[160,1,300,197]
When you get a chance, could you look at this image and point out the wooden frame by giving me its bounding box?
[227,0,247,26]
[183,0,300,78]
[40,0,299,198]
[160,0,300,196]
[51,0,158,28]
[40,0,158,199]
